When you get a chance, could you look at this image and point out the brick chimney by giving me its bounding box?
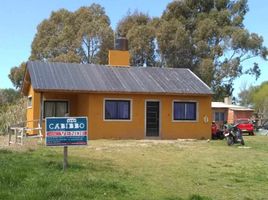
[224,96,232,105]
[108,37,130,67]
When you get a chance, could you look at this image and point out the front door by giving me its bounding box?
[146,101,160,137]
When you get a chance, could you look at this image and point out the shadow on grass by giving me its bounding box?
[188,194,212,200]
[0,149,12,154]
[163,194,212,200]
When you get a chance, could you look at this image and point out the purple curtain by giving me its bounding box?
[105,100,130,119]
[186,103,196,120]
[174,103,185,120]
[118,101,129,119]
[105,101,117,119]
[174,102,196,120]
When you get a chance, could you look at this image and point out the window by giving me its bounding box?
[43,101,69,118]
[27,96,32,108]
[105,100,131,120]
[215,112,225,122]
[173,101,197,121]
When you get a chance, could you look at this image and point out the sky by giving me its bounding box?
[0,0,267,98]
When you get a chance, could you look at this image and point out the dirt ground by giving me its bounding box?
[0,135,42,152]
[0,134,207,152]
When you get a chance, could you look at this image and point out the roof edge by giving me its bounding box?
[32,88,213,96]
[187,69,213,94]
[21,61,30,96]
[212,102,254,110]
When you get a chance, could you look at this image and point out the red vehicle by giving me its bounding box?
[211,122,218,139]
[234,118,254,135]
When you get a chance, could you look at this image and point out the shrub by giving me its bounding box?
[0,98,26,135]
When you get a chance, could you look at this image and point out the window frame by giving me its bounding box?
[103,98,132,121]
[172,100,198,122]
[43,100,69,119]
[27,96,32,109]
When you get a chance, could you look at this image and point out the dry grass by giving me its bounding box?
[0,135,41,152]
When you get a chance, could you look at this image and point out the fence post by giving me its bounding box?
[15,129,17,144]
[8,128,11,146]
[38,122,43,141]
[21,128,24,145]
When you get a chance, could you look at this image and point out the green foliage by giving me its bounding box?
[74,4,114,64]
[0,89,21,105]
[30,4,114,64]
[31,9,80,63]
[0,88,22,134]
[252,82,268,122]
[8,62,26,89]
[238,83,256,107]
[0,98,26,135]
[213,83,234,101]
[157,0,267,99]
[238,87,253,107]
[238,81,268,124]
[157,18,193,68]
[117,11,157,66]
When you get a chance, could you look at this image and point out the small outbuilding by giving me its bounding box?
[21,48,212,139]
[212,97,254,128]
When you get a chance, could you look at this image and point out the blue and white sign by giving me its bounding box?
[45,117,88,146]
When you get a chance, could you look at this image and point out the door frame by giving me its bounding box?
[144,99,161,139]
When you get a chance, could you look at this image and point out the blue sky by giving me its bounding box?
[0,0,267,97]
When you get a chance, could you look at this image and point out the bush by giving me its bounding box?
[0,98,26,135]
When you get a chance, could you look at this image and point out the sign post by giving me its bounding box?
[45,117,88,171]
[63,146,68,171]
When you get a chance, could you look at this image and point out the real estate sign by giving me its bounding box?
[45,117,88,146]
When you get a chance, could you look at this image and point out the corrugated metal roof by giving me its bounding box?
[26,61,212,95]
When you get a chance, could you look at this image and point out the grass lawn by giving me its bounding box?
[0,135,268,200]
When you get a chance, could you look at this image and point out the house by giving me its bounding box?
[21,43,212,140]
[212,97,254,129]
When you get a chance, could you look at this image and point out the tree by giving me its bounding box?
[0,97,26,135]
[0,88,22,134]
[117,11,157,66]
[8,62,26,89]
[238,82,255,107]
[238,81,268,125]
[30,9,79,62]
[252,82,268,125]
[157,18,194,69]
[74,4,114,64]
[0,89,21,105]
[157,0,267,100]
[30,4,114,64]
